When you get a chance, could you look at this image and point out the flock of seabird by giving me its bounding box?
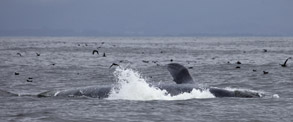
[14,42,291,82]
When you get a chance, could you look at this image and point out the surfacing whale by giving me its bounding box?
[37,63,262,98]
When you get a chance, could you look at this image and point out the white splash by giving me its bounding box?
[272,94,279,98]
[223,87,260,93]
[107,67,215,101]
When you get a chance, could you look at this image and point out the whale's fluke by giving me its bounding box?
[167,63,194,84]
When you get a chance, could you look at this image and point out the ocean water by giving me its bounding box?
[0,37,292,122]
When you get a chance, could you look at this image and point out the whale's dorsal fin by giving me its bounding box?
[167,63,194,84]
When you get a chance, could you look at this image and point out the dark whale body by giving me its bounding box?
[37,63,261,98]
[37,86,112,98]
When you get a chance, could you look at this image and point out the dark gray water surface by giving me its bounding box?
[0,37,293,122]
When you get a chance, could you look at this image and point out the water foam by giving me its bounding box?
[107,67,215,101]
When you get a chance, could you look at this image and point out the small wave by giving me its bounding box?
[107,67,215,101]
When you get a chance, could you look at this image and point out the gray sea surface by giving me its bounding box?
[0,37,293,122]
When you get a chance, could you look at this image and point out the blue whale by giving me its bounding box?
[37,63,262,98]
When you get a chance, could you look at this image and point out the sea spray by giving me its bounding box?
[107,67,215,100]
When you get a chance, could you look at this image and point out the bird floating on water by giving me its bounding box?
[236,61,242,64]
[26,77,33,82]
[263,71,269,74]
[16,53,22,57]
[142,60,149,63]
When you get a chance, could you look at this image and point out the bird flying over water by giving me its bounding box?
[109,63,120,69]
[92,50,99,55]
[280,57,291,67]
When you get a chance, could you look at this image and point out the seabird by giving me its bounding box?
[109,63,120,69]
[280,57,291,67]
[16,53,22,57]
[236,61,242,64]
[26,77,33,82]
[142,60,149,63]
[92,50,99,55]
